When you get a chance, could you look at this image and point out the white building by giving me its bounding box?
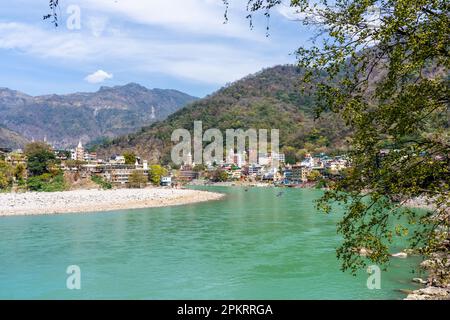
[227,148,235,164]
[258,153,270,166]
[185,152,193,166]
[75,141,84,161]
[271,152,285,164]
[248,164,263,176]
[300,153,315,168]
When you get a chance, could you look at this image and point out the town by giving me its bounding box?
[0,139,350,191]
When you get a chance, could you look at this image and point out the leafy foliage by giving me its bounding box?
[123,152,137,165]
[211,169,229,182]
[0,160,13,190]
[128,170,148,188]
[24,142,57,177]
[149,165,168,186]
[27,172,67,192]
[91,175,112,190]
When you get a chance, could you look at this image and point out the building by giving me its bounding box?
[228,169,242,180]
[248,149,258,164]
[5,151,27,167]
[226,148,235,164]
[160,176,172,186]
[177,169,199,182]
[283,167,293,184]
[75,140,85,161]
[185,152,193,166]
[248,164,263,177]
[291,165,310,183]
[300,153,315,168]
[234,152,246,167]
[271,152,285,164]
[109,155,126,164]
[104,164,149,185]
[83,152,97,162]
[110,167,134,185]
[258,153,270,166]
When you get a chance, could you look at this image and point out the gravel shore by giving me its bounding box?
[0,188,225,216]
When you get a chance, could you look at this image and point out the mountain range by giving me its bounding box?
[0,84,197,148]
[0,125,29,150]
[96,65,351,164]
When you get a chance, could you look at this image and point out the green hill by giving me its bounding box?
[96,65,351,164]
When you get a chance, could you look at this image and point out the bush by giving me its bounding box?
[91,175,112,189]
[128,170,148,188]
[211,169,228,182]
[0,160,13,190]
[27,173,67,192]
[149,165,168,185]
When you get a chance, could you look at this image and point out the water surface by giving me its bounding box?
[0,187,421,299]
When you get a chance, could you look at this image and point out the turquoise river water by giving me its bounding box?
[0,187,422,299]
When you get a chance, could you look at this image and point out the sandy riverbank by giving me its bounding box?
[0,188,225,217]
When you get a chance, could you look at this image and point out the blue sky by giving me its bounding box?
[0,0,315,97]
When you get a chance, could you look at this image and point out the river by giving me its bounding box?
[0,187,422,299]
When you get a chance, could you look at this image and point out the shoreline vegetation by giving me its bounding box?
[0,188,224,217]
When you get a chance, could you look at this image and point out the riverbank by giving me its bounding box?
[0,188,225,216]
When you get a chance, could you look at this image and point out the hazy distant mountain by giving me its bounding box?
[0,84,197,148]
[0,125,29,149]
[96,65,351,163]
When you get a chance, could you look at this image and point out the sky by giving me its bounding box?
[0,0,316,98]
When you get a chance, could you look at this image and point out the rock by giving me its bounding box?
[405,294,428,300]
[420,259,433,268]
[418,286,449,296]
[391,252,408,258]
[405,286,450,300]
[358,247,372,257]
[412,278,427,285]
[398,289,414,294]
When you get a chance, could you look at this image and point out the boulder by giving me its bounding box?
[391,252,408,258]
[358,247,372,257]
[412,278,427,285]
[418,286,449,296]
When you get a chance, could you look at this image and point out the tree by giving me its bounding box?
[0,160,13,190]
[123,152,137,165]
[24,142,57,177]
[282,146,299,164]
[307,170,321,182]
[227,0,449,282]
[14,163,26,181]
[128,170,148,188]
[193,164,207,172]
[211,169,229,182]
[91,175,112,190]
[149,165,168,186]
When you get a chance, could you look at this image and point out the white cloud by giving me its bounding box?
[84,70,113,83]
[0,21,290,86]
[76,0,261,40]
[86,16,109,37]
